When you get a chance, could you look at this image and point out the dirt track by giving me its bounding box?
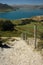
[0,38,43,65]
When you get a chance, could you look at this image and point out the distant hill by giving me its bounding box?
[0,3,43,12]
[12,5,43,9]
[0,3,19,12]
[0,3,13,9]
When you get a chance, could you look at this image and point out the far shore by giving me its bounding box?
[0,9,15,13]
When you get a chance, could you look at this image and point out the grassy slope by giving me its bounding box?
[0,18,43,37]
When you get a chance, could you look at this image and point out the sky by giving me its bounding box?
[0,0,43,5]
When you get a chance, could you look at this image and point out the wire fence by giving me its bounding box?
[20,24,43,49]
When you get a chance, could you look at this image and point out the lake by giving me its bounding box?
[0,8,43,20]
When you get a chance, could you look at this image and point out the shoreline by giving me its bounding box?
[0,15,43,21]
[0,10,15,13]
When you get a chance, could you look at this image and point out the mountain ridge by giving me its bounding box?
[12,4,43,9]
[0,3,19,12]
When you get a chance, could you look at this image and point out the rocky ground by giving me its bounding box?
[0,37,43,65]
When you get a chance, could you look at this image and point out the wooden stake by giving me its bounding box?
[34,24,37,49]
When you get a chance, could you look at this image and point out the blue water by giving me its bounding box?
[0,8,43,20]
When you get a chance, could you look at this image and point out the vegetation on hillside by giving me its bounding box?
[0,16,43,50]
[0,16,43,37]
[0,20,16,31]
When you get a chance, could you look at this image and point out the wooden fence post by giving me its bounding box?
[34,24,37,49]
[21,32,27,41]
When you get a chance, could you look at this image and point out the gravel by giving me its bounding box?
[0,38,43,65]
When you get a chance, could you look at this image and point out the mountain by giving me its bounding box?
[12,5,43,9]
[0,3,18,12]
[0,3,43,12]
[0,3,13,9]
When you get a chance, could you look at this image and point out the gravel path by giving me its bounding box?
[0,38,43,65]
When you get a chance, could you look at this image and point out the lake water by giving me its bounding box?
[0,8,43,20]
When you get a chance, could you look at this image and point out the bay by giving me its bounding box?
[0,8,43,20]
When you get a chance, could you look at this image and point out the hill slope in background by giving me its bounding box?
[0,3,19,12]
[12,5,43,9]
[0,3,43,12]
[0,3,13,9]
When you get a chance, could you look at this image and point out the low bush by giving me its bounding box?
[40,33,43,40]
[37,40,43,50]
[0,20,16,31]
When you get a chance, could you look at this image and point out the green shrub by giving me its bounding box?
[0,20,16,31]
[37,40,43,49]
[0,20,4,30]
[40,33,43,40]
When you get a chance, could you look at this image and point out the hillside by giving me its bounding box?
[0,16,43,37]
[31,16,43,21]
